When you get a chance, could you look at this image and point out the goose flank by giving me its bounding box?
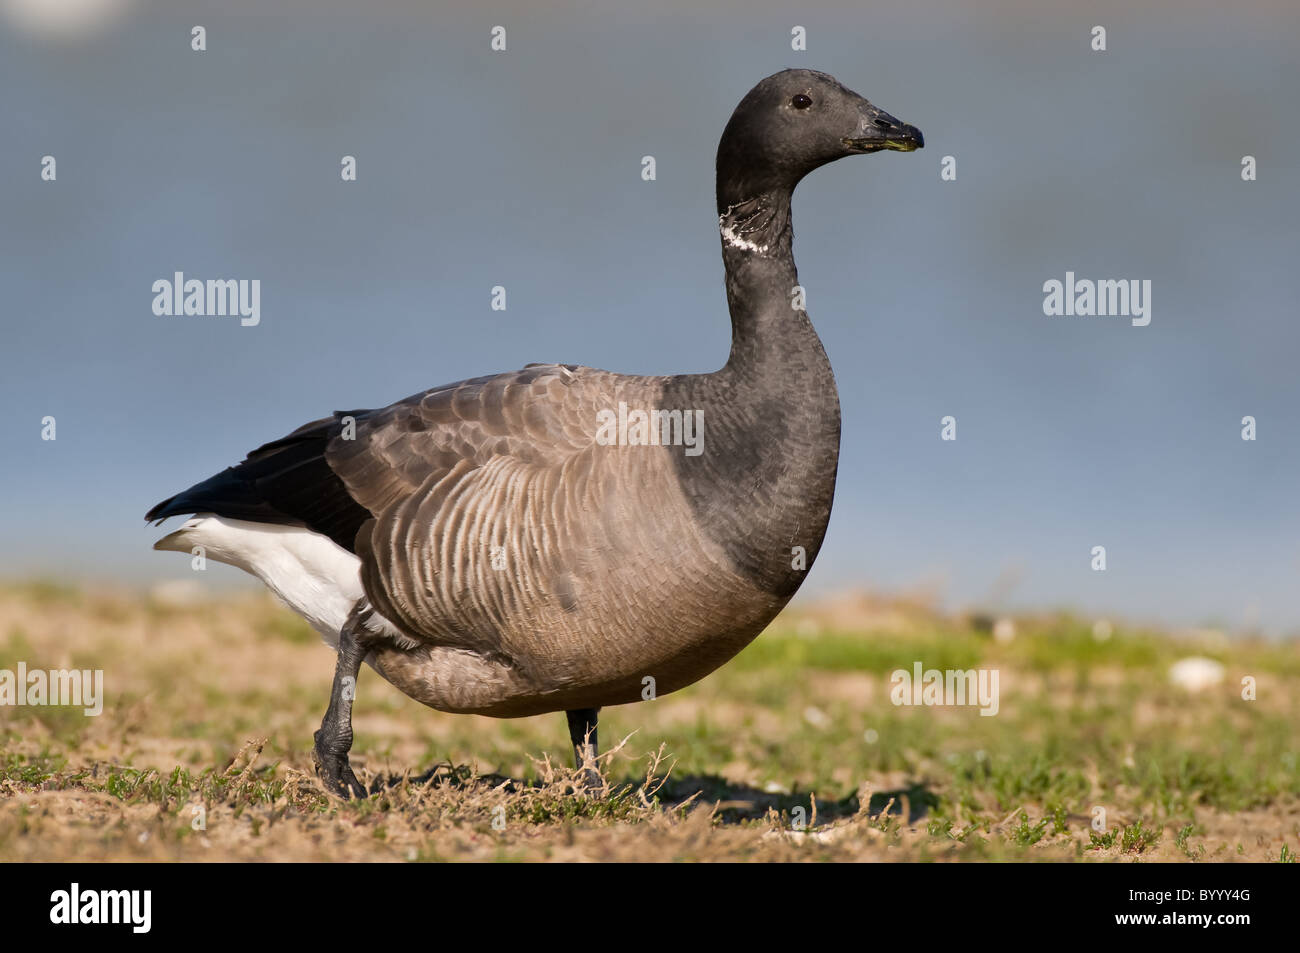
[146,69,923,797]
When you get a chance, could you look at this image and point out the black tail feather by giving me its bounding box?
[145,413,374,553]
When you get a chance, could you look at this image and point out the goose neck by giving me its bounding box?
[716,188,824,378]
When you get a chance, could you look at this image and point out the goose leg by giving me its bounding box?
[312,609,369,799]
[566,707,602,793]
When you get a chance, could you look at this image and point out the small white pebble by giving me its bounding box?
[802,705,830,728]
[1169,656,1225,692]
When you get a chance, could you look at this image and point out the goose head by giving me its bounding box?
[717,68,923,205]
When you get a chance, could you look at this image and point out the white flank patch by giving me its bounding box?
[154,515,367,647]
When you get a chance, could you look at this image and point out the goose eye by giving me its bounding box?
[791,94,812,109]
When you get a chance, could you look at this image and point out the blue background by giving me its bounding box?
[2,0,1297,634]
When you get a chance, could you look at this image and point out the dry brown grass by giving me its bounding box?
[1,582,1297,862]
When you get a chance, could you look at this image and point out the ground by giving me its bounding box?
[0,582,1297,862]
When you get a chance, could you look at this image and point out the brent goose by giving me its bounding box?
[147,69,923,796]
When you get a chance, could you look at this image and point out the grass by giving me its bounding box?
[0,582,1297,861]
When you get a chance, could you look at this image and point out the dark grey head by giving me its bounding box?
[717,68,923,210]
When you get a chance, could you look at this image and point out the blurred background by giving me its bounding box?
[2,0,1297,635]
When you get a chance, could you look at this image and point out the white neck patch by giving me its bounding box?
[719,211,768,254]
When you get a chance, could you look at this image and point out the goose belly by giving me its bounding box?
[370,542,793,716]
